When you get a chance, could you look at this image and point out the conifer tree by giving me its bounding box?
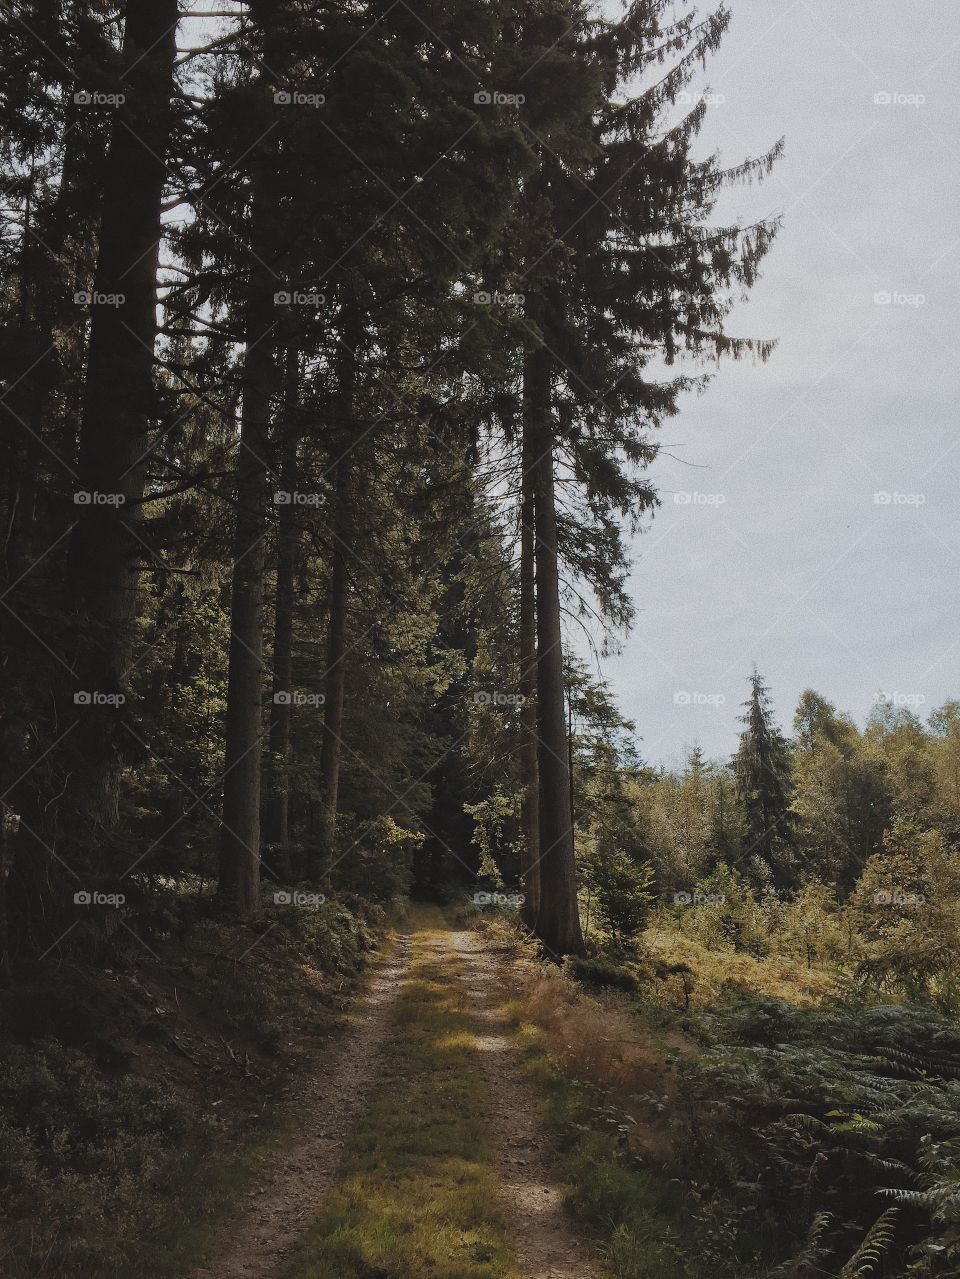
[503,0,780,953]
[63,0,180,849]
[733,669,795,884]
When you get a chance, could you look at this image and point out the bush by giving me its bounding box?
[0,1039,213,1278]
[566,954,638,993]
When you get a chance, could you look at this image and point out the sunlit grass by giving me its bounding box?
[289,928,516,1279]
[646,929,837,1006]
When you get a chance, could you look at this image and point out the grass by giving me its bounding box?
[288,923,515,1279]
[505,982,694,1279]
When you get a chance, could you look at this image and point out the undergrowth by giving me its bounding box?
[489,915,960,1278]
[0,890,387,1279]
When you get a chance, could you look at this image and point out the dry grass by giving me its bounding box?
[522,967,689,1092]
[646,929,838,1007]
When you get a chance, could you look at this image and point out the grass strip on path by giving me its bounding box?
[287,920,516,1279]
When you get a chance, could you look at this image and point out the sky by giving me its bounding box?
[597,0,960,766]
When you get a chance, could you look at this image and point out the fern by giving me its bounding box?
[667,997,960,1275]
[764,1211,831,1278]
[837,1208,898,1277]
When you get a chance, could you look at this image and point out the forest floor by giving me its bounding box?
[194,905,603,1279]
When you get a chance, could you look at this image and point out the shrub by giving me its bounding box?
[566,954,638,993]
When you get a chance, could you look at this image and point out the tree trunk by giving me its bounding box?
[62,0,178,850]
[313,299,362,881]
[0,812,18,983]
[217,188,279,920]
[263,347,300,880]
[518,428,541,929]
[314,461,350,881]
[525,342,585,957]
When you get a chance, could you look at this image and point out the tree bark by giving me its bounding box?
[313,299,362,881]
[314,461,350,881]
[525,340,585,957]
[0,812,17,983]
[217,189,278,920]
[518,427,541,929]
[263,347,300,880]
[61,0,179,849]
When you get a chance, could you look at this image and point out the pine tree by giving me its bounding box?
[502,0,780,954]
[733,669,794,884]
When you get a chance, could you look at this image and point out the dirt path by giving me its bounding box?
[423,926,603,1279]
[196,915,602,1279]
[193,931,412,1279]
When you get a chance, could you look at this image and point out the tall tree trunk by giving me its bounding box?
[518,430,541,929]
[62,0,178,850]
[217,188,279,919]
[314,461,350,881]
[264,347,300,880]
[313,300,361,881]
[0,811,18,982]
[2,82,107,956]
[525,341,585,957]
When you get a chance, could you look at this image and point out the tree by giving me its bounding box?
[733,670,794,884]
[929,701,960,845]
[505,0,780,953]
[792,688,890,889]
[849,820,960,1009]
[585,845,654,948]
[62,0,180,851]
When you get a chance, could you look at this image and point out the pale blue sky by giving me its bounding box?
[598,0,960,765]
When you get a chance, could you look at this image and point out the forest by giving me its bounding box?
[1,1,958,1277]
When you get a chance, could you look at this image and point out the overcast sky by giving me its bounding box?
[598,0,960,766]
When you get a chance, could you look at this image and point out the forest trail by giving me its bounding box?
[193,932,413,1279]
[195,909,602,1279]
[430,923,603,1279]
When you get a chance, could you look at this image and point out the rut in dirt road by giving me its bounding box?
[193,932,411,1279]
[426,927,603,1279]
